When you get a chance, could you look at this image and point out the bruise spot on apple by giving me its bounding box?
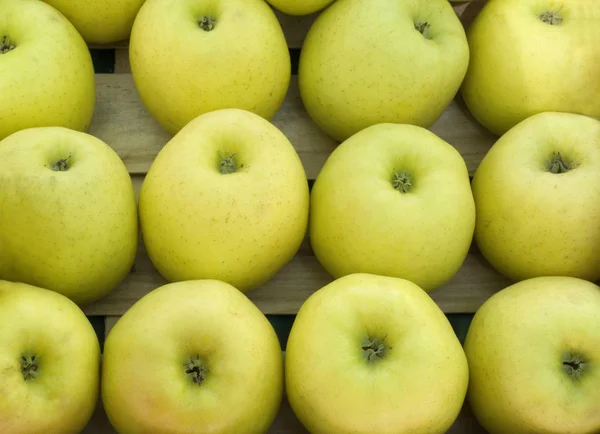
[0,36,15,54]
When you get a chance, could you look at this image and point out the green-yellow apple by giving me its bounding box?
[310,123,475,292]
[472,112,600,282]
[0,280,100,434]
[43,0,145,44]
[286,273,469,434]
[139,109,309,292]
[0,0,95,141]
[130,0,290,135]
[266,0,334,16]
[465,276,600,434]
[299,0,469,142]
[102,279,283,433]
[0,127,138,305]
[461,0,600,136]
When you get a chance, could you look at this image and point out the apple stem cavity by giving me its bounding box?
[392,170,413,193]
[218,152,237,174]
[199,16,216,32]
[562,352,587,380]
[361,337,388,362]
[0,36,15,54]
[185,356,208,385]
[540,10,563,25]
[51,155,72,172]
[21,354,39,381]
[414,21,431,39]
[548,152,571,174]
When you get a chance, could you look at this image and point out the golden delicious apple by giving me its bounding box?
[43,0,145,44]
[299,0,469,142]
[286,273,469,434]
[102,280,283,433]
[472,112,600,282]
[461,0,600,136]
[266,0,334,16]
[139,109,309,292]
[130,0,291,135]
[0,0,95,141]
[310,123,475,292]
[0,127,138,305]
[0,280,100,434]
[465,276,600,434]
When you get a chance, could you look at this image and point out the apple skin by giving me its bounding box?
[0,280,100,434]
[286,273,469,434]
[472,112,600,282]
[43,0,145,44]
[139,109,309,293]
[464,276,600,434]
[0,127,138,305]
[102,280,283,433]
[461,0,600,136]
[265,0,334,16]
[298,0,469,142]
[310,123,475,292]
[0,0,95,141]
[130,0,291,135]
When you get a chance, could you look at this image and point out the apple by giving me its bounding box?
[0,0,95,141]
[0,280,100,434]
[472,112,600,282]
[298,0,469,142]
[102,279,283,433]
[265,0,335,16]
[286,273,469,433]
[43,0,145,44]
[0,127,138,305]
[310,123,475,292]
[139,109,309,292]
[464,276,600,434]
[129,0,291,135]
[461,0,600,136]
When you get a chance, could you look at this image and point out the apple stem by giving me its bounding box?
[218,152,237,174]
[21,354,39,381]
[392,170,413,193]
[548,152,571,174]
[51,155,72,172]
[184,356,208,385]
[199,16,216,32]
[0,36,15,54]
[361,337,388,362]
[540,11,563,25]
[562,352,586,380]
[414,21,431,39]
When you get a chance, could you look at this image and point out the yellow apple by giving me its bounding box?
[298,0,469,142]
[102,279,283,433]
[286,273,469,433]
[472,112,600,282]
[43,0,145,44]
[0,127,138,305]
[130,0,290,135]
[139,109,309,292]
[461,0,600,136]
[0,0,95,141]
[0,280,100,434]
[465,276,600,434]
[265,0,334,16]
[310,123,475,292]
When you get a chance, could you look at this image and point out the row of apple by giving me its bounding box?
[4,0,597,148]
[3,107,600,306]
[2,267,598,433]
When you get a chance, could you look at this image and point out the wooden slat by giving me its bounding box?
[85,318,488,433]
[88,74,495,180]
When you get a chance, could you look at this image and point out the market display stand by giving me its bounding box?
[82,2,493,432]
